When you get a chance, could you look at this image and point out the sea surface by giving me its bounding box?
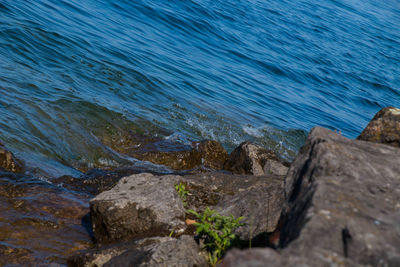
[0,0,399,263]
[1,0,399,176]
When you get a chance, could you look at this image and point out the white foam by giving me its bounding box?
[242,125,264,138]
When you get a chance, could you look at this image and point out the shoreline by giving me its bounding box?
[0,106,399,266]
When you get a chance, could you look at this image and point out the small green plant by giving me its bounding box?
[175,182,189,206]
[187,207,244,266]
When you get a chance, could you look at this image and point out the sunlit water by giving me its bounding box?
[1,0,399,176]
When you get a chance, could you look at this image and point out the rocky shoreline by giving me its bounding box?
[1,107,400,266]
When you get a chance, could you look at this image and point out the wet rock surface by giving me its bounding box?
[90,173,187,244]
[68,235,207,267]
[224,142,286,176]
[53,168,138,196]
[0,142,23,173]
[53,167,172,196]
[0,171,91,265]
[131,149,202,170]
[357,106,400,147]
[193,140,228,170]
[0,245,35,266]
[222,127,400,266]
[101,131,228,171]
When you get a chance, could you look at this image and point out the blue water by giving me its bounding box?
[0,0,399,176]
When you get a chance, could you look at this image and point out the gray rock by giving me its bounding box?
[224,142,282,176]
[68,235,207,267]
[181,173,285,241]
[222,127,400,266]
[90,173,186,243]
[214,177,284,239]
[357,106,400,147]
[220,248,364,267]
[263,160,288,176]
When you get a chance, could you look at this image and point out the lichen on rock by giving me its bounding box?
[357,106,400,147]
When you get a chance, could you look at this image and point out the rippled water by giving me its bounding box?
[1,0,399,173]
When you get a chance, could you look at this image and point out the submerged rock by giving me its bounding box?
[68,235,207,267]
[357,106,400,147]
[129,139,228,171]
[0,172,91,265]
[130,149,202,170]
[0,142,23,173]
[224,142,287,176]
[90,173,186,244]
[101,130,228,171]
[193,140,228,170]
[222,127,400,266]
[54,168,147,196]
[0,245,34,266]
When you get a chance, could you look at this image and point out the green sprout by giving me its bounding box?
[187,207,244,266]
[175,182,189,206]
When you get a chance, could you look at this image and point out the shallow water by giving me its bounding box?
[0,172,91,265]
[0,0,399,263]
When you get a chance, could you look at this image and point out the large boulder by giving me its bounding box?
[224,142,287,176]
[357,106,400,147]
[0,142,23,173]
[181,173,285,242]
[222,127,400,266]
[90,173,186,243]
[214,178,284,239]
[68,235,207,267]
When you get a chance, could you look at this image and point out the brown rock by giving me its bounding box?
[193,140,228,169]
[0,142,23,173]
[99,128,229,171]
[357,106,400,147]
[0,245,34,266]
[100,130,198,170]
[130,149,202,170]
[129,139,229,171]
[224,142,280,176]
